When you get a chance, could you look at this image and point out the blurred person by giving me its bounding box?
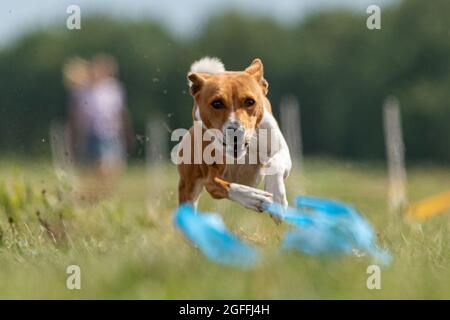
[63,54,134,198]
[63,57,92,164]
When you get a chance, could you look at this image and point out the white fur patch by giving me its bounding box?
[188,57,225,87]
[190,56,225,74]
[258,105,292,209]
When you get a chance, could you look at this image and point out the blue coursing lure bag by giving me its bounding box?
[174,196,391,268]
[265,196,391,266]
[174,204,260,268]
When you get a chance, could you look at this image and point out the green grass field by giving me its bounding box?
[0,158,449,299]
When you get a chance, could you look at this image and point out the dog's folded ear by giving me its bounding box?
[187,72,209,96]
[245,58,269,95]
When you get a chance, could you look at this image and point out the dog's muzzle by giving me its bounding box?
[223,121,248,159]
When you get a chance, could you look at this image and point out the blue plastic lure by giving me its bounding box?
[174,197,391,267]
[265,196,392,266]
[174,204,260,268]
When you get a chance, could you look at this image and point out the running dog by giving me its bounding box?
[176,57,292,218]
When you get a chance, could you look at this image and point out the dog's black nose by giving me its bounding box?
[223,121,245,147]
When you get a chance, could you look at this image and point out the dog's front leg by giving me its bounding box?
[178,162,205,209]
[258,107,292,210]
[263,143,291,215]
[205,176,273,212]
[264,173,288,208]
[264,165,289,224]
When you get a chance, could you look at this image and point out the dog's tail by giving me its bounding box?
[189,57,225,75]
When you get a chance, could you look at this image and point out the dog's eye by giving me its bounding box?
[211,100,224,109]
[244,98,255,107]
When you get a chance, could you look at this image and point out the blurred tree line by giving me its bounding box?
[0,0,448,162]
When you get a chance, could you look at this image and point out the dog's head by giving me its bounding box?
[188,58,269,159]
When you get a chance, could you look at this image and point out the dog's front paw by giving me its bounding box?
[228,183,273,212]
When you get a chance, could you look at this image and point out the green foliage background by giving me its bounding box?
[0,0,448,161]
